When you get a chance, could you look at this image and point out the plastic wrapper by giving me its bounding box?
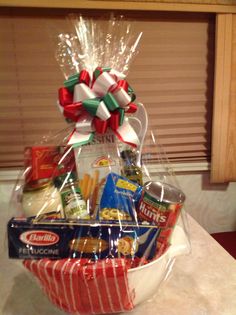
[7,14,190,315]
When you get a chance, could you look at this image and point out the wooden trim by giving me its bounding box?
[0,0,236,13]
[225,14,236,182]
[211,14,233,182]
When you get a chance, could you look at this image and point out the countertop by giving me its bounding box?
[1,214,236,315]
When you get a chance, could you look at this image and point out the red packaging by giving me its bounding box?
[137,181,185,229]
[23,258,134,314]
[24,146,75,182]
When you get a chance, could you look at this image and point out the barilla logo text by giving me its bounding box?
[19,230,59,246]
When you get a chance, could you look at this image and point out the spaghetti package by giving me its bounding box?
[7,14,190,315]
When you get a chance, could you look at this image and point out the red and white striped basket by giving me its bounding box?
[23,225,189,315]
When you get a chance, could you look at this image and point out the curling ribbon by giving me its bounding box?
[58,67,139,147]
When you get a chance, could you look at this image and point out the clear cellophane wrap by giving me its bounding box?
[7,14,190,315]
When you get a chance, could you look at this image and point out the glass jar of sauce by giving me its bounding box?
[22,179,63,218]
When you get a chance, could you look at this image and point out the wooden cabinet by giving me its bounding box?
[211,14,236,182]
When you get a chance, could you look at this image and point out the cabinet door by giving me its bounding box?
[211,13,236,183]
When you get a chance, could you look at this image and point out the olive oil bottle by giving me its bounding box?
[120,149,143,186]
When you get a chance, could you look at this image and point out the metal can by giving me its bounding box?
[137,181,185,228]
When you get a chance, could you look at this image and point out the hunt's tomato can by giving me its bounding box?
[137,181,185,228]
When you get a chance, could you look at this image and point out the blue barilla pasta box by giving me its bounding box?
[8,217,160,260]
[98,173,142,222]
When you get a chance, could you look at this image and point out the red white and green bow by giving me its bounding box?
[58,67,140,147]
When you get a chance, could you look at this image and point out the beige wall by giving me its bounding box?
[175,173,236,233]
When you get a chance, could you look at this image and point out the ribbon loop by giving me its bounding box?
[64,73,79,92]
[82,98,100,116]
[109,110,120,131]
[73,83,96,102]
[92,71,117,96]
[63,102,83,121]
[93,117,108,134]
[126,103,138,113]
[79,70,91,86]
[82,99,111,121]
[58,87,73,106]
[114,119,140,148]
[103,93,120,112]
[116,80,129,91]
[112,88,132,108]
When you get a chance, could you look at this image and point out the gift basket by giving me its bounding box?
[7,14,190,314]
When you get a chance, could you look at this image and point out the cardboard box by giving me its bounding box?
[24,146,75,182]
[8,217,160,260]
